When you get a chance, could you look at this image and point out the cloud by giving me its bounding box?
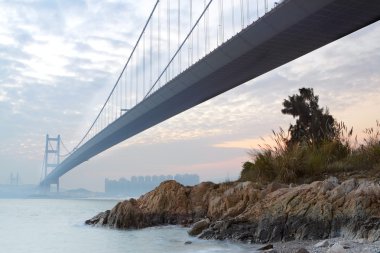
[0,89,9,102]
[213,137,270,150]
[0,0,167,185]
[0,33,17,46]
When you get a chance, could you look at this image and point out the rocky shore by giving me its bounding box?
[86,177,380,250]
[259,238,380,253]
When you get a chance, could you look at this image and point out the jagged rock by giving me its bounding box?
[314,240,329,248]
[85,210,110,226]
[263,250,277,253]
[188,218,210,236]
[263,182,288,195]
[353,238,366,244]
[327,243,347,253]
[295,249,309,253]
[257,244,273,250]
[86,179,380,244]
[338,241,351,249]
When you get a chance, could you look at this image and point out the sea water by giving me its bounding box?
[0,198,256,253]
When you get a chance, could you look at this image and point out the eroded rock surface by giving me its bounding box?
[86,178,380,243]
[187,218,210,236]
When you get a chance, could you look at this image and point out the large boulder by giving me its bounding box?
[85,210,110,226]
[188,218,210,236]
[86,178,380,243]
[200,178,380,243]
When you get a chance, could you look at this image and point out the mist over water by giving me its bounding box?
[0,198,254,253]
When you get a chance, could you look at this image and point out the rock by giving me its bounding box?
[212,220,225,230]
[106,199,147,229]
[327,176,339,185]
[314,239,329,248]
[353,238,366,244]
[257,244,273,250]
[184,241,192,245]
[86,179,380,244]
[320,177,339,193]
[338,241,351,249]
[327,243,347,253]
[295,248,310,253]
[85,210,110,225]
[265,182,288,194]
[263,250,277,253]
[187,218,210,236]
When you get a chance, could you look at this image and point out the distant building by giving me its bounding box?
[10,173,19,185]
[105,173,200,197]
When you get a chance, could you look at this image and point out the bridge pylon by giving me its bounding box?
[41,134,61,193]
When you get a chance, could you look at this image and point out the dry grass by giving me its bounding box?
[240,121,380,184]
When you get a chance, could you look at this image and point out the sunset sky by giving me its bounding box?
[1,0,379,191]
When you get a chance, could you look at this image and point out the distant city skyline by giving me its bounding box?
[0,1,379,191]
[105,173,200,196]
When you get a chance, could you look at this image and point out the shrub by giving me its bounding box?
[240,121,379,184]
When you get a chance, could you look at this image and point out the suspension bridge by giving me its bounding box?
[40,0,380,192]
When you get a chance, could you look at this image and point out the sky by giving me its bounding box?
[0,0,379,192]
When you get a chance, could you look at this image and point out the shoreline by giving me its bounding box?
[86,177,380,252]
[266,237,380,253]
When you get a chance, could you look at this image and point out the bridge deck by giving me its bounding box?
[41,0,380,185]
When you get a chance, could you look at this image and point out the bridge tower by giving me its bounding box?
[41,134,61,193]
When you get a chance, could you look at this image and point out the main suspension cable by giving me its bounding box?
[72,0,160,151]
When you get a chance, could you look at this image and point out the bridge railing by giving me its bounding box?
[69,0,282,154]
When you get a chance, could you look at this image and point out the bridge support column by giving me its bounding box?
[40,134,61,194]
[56,179,60,193]
[40,182,50,194]
[39,180,60,194]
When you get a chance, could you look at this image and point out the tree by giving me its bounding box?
[282,88,338,146]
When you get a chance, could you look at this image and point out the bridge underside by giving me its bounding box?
[41,0,380,186]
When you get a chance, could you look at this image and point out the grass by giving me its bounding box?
[240,121,380,184]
